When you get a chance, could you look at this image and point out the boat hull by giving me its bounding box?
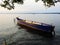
[17,23,54,37]
[16,17,55,37]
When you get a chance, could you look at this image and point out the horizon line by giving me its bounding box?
[0,13,60,14]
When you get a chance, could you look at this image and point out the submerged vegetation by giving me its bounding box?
[0,0,59,10]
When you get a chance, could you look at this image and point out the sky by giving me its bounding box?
[0,0,60,13]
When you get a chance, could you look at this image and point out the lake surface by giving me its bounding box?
[0,14,60,45]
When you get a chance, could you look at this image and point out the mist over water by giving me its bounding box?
[0,14,60,45]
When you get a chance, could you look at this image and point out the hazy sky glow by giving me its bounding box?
[0,0,60,13]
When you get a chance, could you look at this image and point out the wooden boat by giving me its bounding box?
[16,17,55,36]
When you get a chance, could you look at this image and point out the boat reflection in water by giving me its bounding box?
[16,17,55,37]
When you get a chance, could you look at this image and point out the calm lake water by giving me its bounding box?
[0,14,60,45]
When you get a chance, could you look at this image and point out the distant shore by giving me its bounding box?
[0,13,60,14]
